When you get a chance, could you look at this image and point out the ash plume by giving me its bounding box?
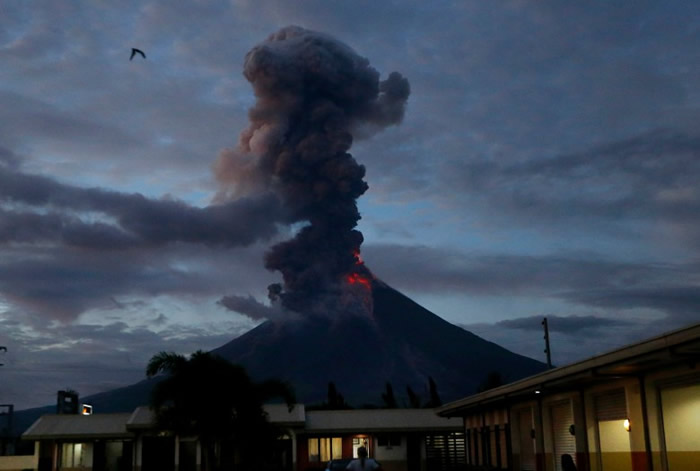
[216,26,410,315]
[217,294,288,322]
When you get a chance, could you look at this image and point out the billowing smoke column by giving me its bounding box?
[216,26,410,315]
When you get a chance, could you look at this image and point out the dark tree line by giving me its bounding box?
[146,351,295,471]
[309,377,444,410]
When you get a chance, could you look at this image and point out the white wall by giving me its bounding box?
[0,443,38,471]
[373,438,406,461]
[0,455,37,470]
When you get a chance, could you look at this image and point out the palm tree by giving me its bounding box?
[146,350,295,471]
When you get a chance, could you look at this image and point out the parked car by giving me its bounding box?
[325,458,353,471]
[325,457,382,470]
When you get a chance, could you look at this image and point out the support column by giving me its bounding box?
[174,436,180,471]
[134,435,143,471]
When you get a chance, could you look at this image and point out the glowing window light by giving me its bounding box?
[623,418,631,432]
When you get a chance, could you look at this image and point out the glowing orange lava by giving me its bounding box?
[346,249,372,290]
[347,272,372,289]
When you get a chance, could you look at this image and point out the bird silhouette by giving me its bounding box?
[130,48,146,60]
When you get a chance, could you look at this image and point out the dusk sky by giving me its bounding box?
[2,1,700,410]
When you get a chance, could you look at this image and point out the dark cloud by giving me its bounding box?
[363,243,657,294]
[0,164,285,249]
[363,243,700,325]
[0,318,252,410]
[461,317,660,369]
[0,249,195,321]
[0,242,278,322]
[441,130,700,246]
[0,91,141,154]
[566,286,700,324]
[496,315,635,334]
[216,26,409,314]
[2,0,699,411]
[0,146,20,168]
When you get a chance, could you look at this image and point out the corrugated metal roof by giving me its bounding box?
[23,413,132,440]
[305,409,461,433]
[22,406,459,440]
[125,404,306,430]
[437,321,700,417]
[126,407,153,429]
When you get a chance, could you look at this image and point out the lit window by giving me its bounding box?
[61,443,93,468]
[308,437,342,462]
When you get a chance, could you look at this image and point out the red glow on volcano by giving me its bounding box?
[353,250,363,265]
[347,250,372,289]
[347,272,372,289]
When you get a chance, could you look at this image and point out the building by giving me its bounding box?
[437,322,700,471]
[14,405,463,471]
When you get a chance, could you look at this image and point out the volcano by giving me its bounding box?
[12,279,545,433]
[211,279,546,405]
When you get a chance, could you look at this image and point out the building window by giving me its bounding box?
[61,442,93,469]
[425,433,467,469]
[308,437,342,462]
[377,434,401,448]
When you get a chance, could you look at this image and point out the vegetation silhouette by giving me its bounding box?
[307,381,352,410]
[426,376,442,408]
[146,350,295,471]
[406,385,422,408]
[381,382,398,409]
[476,371,504,393]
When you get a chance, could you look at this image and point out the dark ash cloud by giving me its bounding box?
[216,26,409,314]
[217,294,287,322]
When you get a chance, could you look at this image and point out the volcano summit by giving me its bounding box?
[57,279,546,414]
[212,278,546,406]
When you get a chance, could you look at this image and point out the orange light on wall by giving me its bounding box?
[623,418,631,432]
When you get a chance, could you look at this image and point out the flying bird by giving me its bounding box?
[130,48,146,61]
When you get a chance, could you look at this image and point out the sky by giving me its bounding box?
[1,0,699,410]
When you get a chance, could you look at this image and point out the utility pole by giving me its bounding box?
[542,318,552,369]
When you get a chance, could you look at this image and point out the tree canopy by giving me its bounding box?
[381,382,398,408]
[146,350,295,470]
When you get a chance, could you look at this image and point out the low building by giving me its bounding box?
[19,405,463,471]
[437,322,700,471]
[297,409,465,471]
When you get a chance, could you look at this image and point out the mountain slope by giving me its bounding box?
[13,280,545,433]
[211,280,546,405]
